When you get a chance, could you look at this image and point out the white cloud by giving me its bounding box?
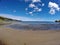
[49,8,55,15]
[48,2,60,14]
[29,3,36,8]
[0,14,41,21]
[25,0,44,16]
[42,3,44,6]
[28,12,34,16]
[29,12,33,14]
[34,7,42,12]
[49,2,60,11]
[32,0,41,3]
[37,8,42,12]
[25,0,41,3]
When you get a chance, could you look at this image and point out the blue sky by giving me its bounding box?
[0,0,60,21]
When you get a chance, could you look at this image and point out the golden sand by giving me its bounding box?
[0,27,60,45]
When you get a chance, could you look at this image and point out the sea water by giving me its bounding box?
[8,21,60,30]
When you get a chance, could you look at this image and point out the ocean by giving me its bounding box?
[8,21,60,30]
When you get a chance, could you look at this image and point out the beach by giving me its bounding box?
[0,27,60,45]
[0,0,60,45]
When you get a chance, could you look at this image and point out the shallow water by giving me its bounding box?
[7,21,60,30]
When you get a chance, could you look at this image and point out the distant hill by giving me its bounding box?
[0,16,22,22]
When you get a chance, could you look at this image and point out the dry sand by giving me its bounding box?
[0,27,60,45]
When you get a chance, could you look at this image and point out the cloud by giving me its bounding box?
[38,8,42,12]
[24,0,41,3]
[25,0,44,16]
[49,2,60,11]
[0,14,42,21]
[29,12,33,14]
[48,2,60,15]
[33,7,42,12]
[32,0,41,3]
[29,3,36,8]
[42,3,44,6]
[26,11,33,16]
[49,8,55,15]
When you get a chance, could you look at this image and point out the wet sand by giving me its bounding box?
[0,27,60,45]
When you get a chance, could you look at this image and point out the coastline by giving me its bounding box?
[0,27,60,45]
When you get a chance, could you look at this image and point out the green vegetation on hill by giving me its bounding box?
[0,16,21,25]
[0,16,13,21]
[0,16,11,24]
[0,16,22,21]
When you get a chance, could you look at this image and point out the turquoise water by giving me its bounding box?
[8,21,60,30]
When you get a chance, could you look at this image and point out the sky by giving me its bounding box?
[0,0,60,21]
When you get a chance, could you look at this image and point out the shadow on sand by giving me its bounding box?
[0,40,6,45]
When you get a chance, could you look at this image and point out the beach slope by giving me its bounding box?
[0,27,60,45]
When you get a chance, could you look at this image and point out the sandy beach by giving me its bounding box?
[0,27,60,45]
[0,0,60,45]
